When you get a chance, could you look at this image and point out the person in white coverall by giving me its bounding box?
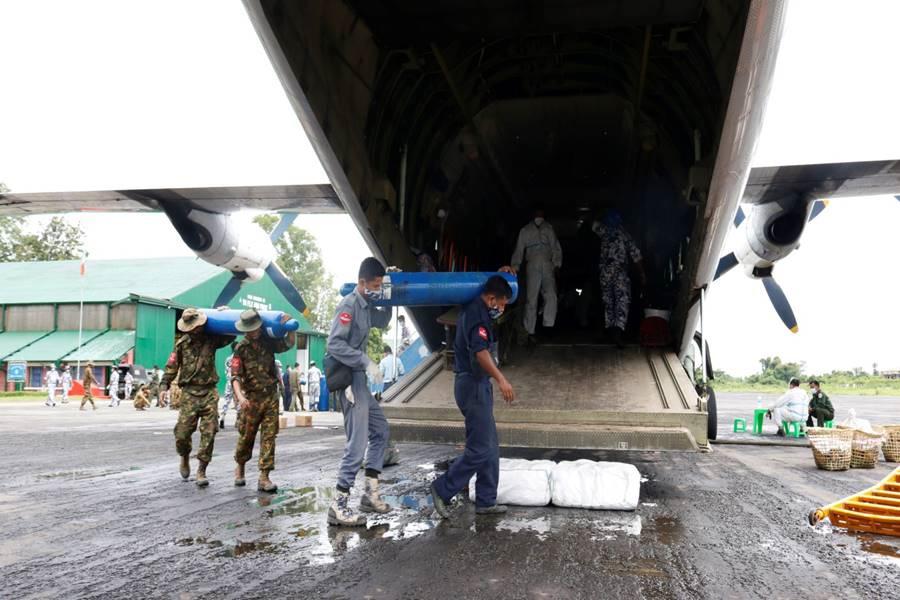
[45,366,60,407]
[61,366,73,403]
[768,377,808,436]
[511,207,562,337]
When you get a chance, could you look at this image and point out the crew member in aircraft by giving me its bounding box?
[511,205,563,340]
[592,209,646,348]
[231,309,295,493]
[160,308,235,487]
[325,257,393,527]
[430,273,516,519]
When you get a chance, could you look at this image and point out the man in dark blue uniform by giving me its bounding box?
[430,273,516,517]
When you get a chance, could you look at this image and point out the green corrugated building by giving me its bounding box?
[0,258,326,392]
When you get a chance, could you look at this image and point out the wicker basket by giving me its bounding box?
[838,426,883,469]
[807,427,853,471]
[878,425,900,463]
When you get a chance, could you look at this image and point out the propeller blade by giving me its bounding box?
[808,199,829,222]
[762,276,798,333]
[265,262,307,314]
[733,205,746,228]
[269,213,298,244]
[214,275,244,308]
[714,252,739,280]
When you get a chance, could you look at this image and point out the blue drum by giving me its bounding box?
[339,272,518,307]
[199,309,299,338]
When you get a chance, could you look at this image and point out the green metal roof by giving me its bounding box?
[4,330,105,362]
[63,330,135,362]
[0,258,222,304]
[0,331,52,361]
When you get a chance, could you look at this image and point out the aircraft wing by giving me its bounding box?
[0,183,342,215]
[744,159,900,204]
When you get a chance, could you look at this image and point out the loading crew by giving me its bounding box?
[767,378,808,436]
[430,273,516,519]
[61,366,73,404]
[79,362,97,411]
[326,257,393,527]
[511,205,562,338]
[232,309,294,492]
[806,380,834,428]
[592,209,646,347]
[160,308,235,486]
[307,361,321,412]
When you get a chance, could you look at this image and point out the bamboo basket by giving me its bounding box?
[880,425,900,463]
[807,427,853,471]
[838,426,883,469]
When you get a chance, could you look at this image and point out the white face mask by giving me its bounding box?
[534,217,545,226]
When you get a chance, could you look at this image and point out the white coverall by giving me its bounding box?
[61,370,73,403]
[107,370,120,407]
[124,372,134,403]
[307,365,321,411]
[45,369,60,406]
[770,387,808,428]
[511,220,563,335]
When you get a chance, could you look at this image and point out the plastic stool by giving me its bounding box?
[782,421,806,438]
[733,418,747,433]
[824,420,834,429]
[753,408,767,435]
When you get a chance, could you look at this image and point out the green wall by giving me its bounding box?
[135,303,176,371]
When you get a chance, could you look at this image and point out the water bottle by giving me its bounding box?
[756,395,763,409]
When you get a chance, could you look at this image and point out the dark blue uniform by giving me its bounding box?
[432,298,499,508]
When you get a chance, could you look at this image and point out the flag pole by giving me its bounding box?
[76,253,87,377]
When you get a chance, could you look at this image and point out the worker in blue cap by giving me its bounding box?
[592,209,646,347]
[429,273,516,518]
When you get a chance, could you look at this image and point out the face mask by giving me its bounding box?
[534,217,545,226]
[364,287,383,301]
[488,305,503,320]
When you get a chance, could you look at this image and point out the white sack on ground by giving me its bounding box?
[550,460,641,510]
[469,458,554,506]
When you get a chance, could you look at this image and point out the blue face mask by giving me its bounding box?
[364,287,383,301]
[488,305,503,320]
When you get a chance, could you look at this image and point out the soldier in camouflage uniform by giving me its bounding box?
[147,365,161,406]
[79,362,97,410]
[231,309,294,493]
[160,309,235,487]
[592,210,646,347]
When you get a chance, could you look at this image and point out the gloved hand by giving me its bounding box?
[385,265,402,273]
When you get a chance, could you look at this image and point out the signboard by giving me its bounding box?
[7,361,26,382]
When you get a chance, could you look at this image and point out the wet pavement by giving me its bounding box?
[1,398,898,599]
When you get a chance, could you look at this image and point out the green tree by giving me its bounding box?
[367,325,392,363]
[253,214,338,331]
[0,215,85,262]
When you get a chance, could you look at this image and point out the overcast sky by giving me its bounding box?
[1,0,899,375]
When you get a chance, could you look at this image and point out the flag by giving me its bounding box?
[80,256,86,277]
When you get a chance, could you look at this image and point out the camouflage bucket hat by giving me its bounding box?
[177,308,208,333]
[235,309,263,333]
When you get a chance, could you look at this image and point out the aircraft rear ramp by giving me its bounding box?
[382,344,707,452]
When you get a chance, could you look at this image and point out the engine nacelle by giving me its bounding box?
[732,196,814,278]
[167,209,275,281]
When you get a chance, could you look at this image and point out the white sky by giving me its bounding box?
[1,0,899,375]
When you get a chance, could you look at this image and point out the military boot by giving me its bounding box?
[360,476,391,514]
[179,455,190,480]
[195,461,210,487]
[327,490,367,527]
[257,470,278,493]
[234,463,246,487]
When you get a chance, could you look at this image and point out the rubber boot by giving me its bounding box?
[328,490,366,527]
[179,455,190,480]
[234,463,246,487]
[360,476,390,514]
[195,461,210,487]
[258,470,277,493]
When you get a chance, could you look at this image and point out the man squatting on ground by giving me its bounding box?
[160,308,235,487]
[326,257,393,527]
[231,309,295,493]
[431,273,516,518]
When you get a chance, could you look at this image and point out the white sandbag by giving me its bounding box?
[840,408,875,434]
[550,460,641,510]
[469,458,554,506]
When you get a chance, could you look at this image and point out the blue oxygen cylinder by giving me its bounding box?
[199,309,300,338]
[338,272,518,306]
[318,377,329,411]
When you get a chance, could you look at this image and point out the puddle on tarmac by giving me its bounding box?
[648,515,682,546]
[37,466,139,480]
[255,486,335,516]
[851,533,900,566]
[175,536,281,557]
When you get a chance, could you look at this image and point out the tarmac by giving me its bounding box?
[1,393,898,599]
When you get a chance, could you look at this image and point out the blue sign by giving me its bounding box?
[7,361,26,382]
